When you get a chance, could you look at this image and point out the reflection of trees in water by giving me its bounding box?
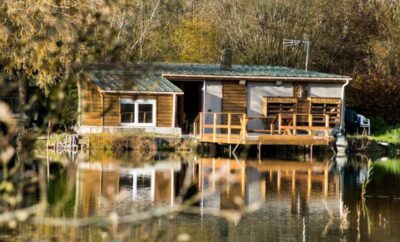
[3,150,400,241]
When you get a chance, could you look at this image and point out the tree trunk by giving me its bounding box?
[18,76,28,128]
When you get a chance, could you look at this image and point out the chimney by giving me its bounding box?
[220,48,232,70]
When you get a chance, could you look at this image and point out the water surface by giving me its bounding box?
[2,151,400,241]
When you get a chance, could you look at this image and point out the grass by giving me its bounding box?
[351,127,400,145]
[369,127,400,144]
[87,132,197,152]
[88,133,158,152]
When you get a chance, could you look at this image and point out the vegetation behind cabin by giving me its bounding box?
[0,0,399,132]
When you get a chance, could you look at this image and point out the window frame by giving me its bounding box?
[120,98,156,126]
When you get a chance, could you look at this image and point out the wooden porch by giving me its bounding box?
[193,97,341,146]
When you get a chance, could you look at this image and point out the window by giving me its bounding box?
[121,102,135,123]
[138,103,153,123]
[120,99,156,126]
[293,84,308,98]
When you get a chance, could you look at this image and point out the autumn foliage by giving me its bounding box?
[0,0,399,125]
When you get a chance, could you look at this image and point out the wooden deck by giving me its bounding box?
[193,111,334,146]
[199,134,330,145]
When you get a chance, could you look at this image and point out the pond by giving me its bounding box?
[1,150,400,241]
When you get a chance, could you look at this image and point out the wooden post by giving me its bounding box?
[228,113,231,143]
[308,114,312,135]
[199,112,203,140]
[293,113,297,135]
[325,114,330,136]
[172,93,176,128]
[213,112,217,142]
[278,113,282,135]
[241,113,247,138]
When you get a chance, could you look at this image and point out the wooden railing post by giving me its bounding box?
[227,113,231,143]
[325,114,330,136]
[241,113,247,138]
[293,113,297,135]
[194,121,197,136]
[213,112,217,142]
[199,112,203,139]
[278,113,282,135]
[308,114,313,135]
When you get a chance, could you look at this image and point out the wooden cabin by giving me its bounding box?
[77,58,351,146]
[77,69,183,135]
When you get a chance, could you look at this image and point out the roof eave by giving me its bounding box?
[162,74,352,83]
[100,90,184,95]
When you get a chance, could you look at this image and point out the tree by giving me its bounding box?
[0,0,148,128]
[170,17,218,63]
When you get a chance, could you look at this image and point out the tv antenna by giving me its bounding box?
[283,39,310,71]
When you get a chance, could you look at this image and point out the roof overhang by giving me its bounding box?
[99,90,184,95]
[162,74,352,83]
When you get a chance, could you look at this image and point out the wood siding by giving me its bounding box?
[102,93,174,127]
[81,82,174,127]
[157,95,173,127]
[103,94,121,126]
[81,82,102,126]
[222,82,247,113]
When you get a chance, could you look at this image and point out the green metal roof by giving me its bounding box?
[88,62,350,93]
[149,62,350,79]
[90,70,183,93]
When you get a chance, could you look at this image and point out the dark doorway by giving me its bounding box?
[173,81,203,134]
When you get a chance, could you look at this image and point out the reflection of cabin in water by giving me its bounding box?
[76,158,340,217]
[77,161,182,217]
[76,158,339,217]
[77,53,351,146]
[197,158,339,212]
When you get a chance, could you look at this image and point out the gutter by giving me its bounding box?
[162,74,350,83]
[100,90,184,95]
[340,78,351,131]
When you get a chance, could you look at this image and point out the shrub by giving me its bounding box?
[87,133,157,151]
[370,116,388,134]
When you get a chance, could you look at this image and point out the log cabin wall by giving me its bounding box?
[81,83,174,127]
[81,82,103,126]
[156,95,174,127]
[102,93,173,127]
[222,81,247,113]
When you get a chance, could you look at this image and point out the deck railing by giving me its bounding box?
[194,112,332,143]
[194,112,247,143]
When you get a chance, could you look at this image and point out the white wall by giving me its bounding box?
[308,83,343,98]
[247,82,293,130]
[204,81,222,113]
[204,81,222,132]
